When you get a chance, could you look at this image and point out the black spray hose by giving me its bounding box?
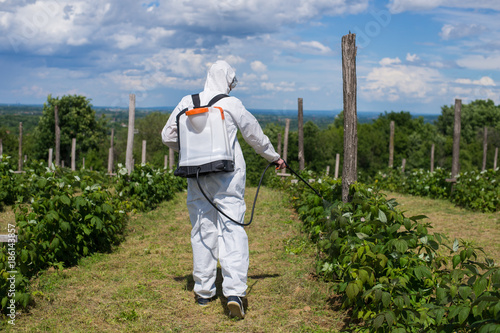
[195,160,326,227]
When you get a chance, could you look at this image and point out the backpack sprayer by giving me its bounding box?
[175,94,327,226]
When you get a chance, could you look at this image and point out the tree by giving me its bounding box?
[32,95,108,169]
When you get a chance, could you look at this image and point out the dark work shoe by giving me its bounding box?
[197,296,214,307]
[227,296,245,319]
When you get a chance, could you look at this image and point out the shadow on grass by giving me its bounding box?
[174,268,280,318]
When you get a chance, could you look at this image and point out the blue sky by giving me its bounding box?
[0,0,499,114]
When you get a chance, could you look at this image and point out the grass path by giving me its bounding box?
[385,191,500,264]
[10,187,345,333]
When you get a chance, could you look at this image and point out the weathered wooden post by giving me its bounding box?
[494,147,498,170]
[18,122,23,171]
[164,155,168,169]
[277,133,282,156]
[82,157,85,169]
[48,148,53,167]
[0,139,3,157]
[108,128,114,174]
[335,153,340,179]
[282,119,290,174]
[341,33,357,203]
[482,126,488,171]
[54,105,60,167]
[125,94,136,175]
[389,120,394,168]
[71,138,76,171]
[298,98,305,171]
[451,99,461,179]
[326,165,330,176]
[169,148,174,170]
[142,140,147,164]
[401,158,406,173]
[430,143,435,172]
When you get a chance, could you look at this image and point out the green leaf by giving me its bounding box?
[410,214,427,221]
[60,221,71,232]
[392,329,406,333]
[453,255,461,269]
[414,265,432,279]
[394,239,408,253]
[385,311,396,327]
[59,195,71,205]
[382,292,391,308]
[459,286,473,300]
[434,307,445,325]
[403,218,412,231]
[346,282,360,300]
[373,314,385,329]
[458,306,470,325]
[358,269,370,283]
[356,232,369,240]
[378,210,387,223]
[474,278,488,296]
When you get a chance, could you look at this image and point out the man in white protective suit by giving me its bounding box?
[161,60,286,319]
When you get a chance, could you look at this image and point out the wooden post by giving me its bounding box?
[71,138,76,171]
[54,105,60,167]
[0,138,3,157]
[61,160,64,168]
[48,148,53,167]
[389,120,394,168]
[164,155,168,169]
[430,143,435,172]
[18,122,23,171]
[169,148,174,170]
[401,158,406,173]
[493,147,498,170]
[108,148,113,174]
[281,119,290,174]
[126,94,136,175]
[341,33,357,203]
[142,140,147,164]
[298,98,305,171]
[82,157,85,169]
[335,153,340,179]
[482,126,488,171]
[108,128,114,174]
[277,133,282,156]
[451,99,461,179]
[326,165,330,176]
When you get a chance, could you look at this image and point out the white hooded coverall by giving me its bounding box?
[161,60,280,299]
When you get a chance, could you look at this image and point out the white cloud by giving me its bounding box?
[379,57,401,66]
[251,60,267,72]
[362,64,443,102]
[456,54,500,70]
[439,23,486,40]
[261,81,296,92]
[113,34,142,49]
[406,53,419,62]
[454,76,496,86]
[299,41,332,54]
[388,0,500,13]
[388,0,442,14]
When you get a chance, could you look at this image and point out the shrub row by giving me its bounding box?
[0,160,186,318]
[272,173,500,332]
[373,168,500,212]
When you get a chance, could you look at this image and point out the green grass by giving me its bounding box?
[7,187,345,332]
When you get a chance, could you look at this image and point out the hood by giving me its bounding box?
[203,60,236,94]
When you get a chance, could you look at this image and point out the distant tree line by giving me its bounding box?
[1,95,499,184]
